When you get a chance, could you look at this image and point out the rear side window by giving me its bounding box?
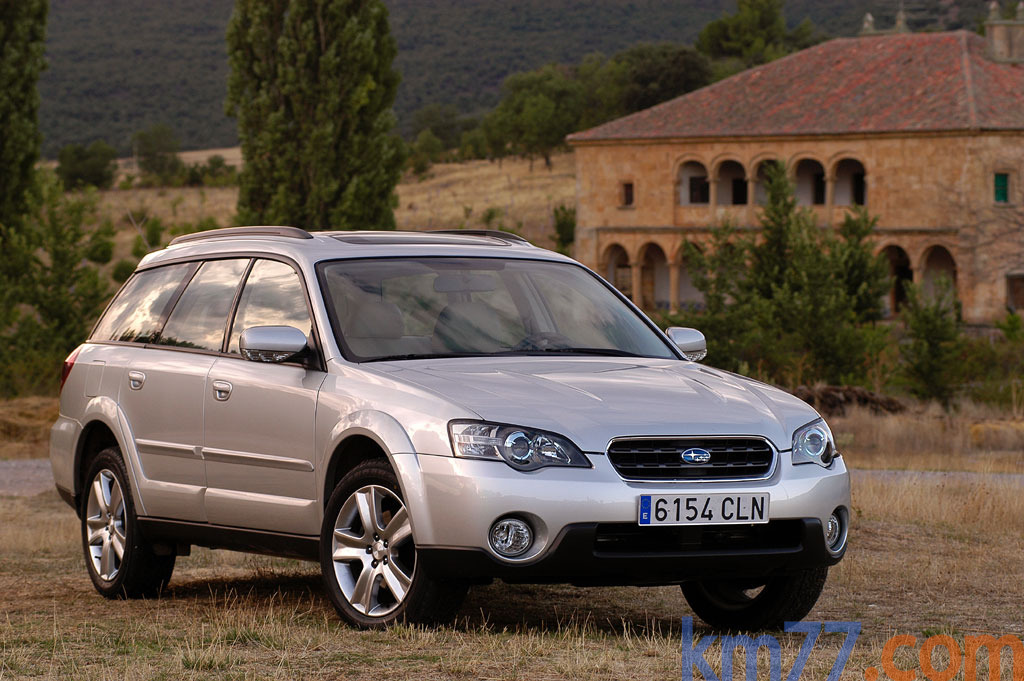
[228,259,312,354]
[90,263,194,343]
[155,259,249,352]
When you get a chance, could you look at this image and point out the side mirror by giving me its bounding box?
[239,326,308,363]
[665,327,707,362]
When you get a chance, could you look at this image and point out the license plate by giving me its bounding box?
[638,494,769,526]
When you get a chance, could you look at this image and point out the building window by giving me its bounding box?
[731,178,748,205]
[995,173,1010,203]
[813,172,826,205]
[853,173,866,206]
[620,182,634,207]
[1009,275,1024,311]
[689,177,709,204]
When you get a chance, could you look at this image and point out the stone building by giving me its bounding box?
[567,5,1024,324]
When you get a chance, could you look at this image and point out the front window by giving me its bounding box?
[319,258,676,361]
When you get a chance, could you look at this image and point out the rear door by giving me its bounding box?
[92,262,204,520]
[202,258,326,535]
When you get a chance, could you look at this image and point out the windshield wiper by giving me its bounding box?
[367,352,493,362]
[504,347,645,357]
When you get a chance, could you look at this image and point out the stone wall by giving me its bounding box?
[571,132,1024,323]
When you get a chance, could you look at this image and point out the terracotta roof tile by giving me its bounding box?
[568,31,1024,142]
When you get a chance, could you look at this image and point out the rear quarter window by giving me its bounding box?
[90,263,195,343]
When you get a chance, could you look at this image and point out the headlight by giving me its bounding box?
[449,421,591,471]
[792,418,837,468]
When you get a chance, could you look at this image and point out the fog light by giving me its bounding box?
[826,513,843,550]
[489,518,532,557]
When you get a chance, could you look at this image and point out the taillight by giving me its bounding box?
[60,346,82,394]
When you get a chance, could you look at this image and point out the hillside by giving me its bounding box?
[39,0,992,157]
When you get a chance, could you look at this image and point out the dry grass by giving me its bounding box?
[3,467,1024,679]
[832,403,1024,474]
[93,151,576,257]
[393,153,576,249]
[0,397,58,460]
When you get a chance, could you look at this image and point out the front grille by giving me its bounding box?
[606,437,774,481]
[593,520,802,555]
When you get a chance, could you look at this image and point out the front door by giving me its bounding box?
[202,259,325,535]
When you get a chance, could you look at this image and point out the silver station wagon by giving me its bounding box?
[50,227,850,630]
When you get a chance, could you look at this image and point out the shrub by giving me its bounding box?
[56,141,118,190]
[898,278,964,408]
[112,259,137,283]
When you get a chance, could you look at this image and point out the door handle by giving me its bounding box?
[127,371,145,390]
[212,380,233,401]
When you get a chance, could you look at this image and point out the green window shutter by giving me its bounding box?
[995,173,1009,203]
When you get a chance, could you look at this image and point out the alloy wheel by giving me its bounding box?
[85,469,127,582]
[330,484,415,617]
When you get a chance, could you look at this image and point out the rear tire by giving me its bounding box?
[319,459,467,628]
[80,447,175,598]
[681,567,828,631]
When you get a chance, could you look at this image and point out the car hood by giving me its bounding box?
[374,356,819,452]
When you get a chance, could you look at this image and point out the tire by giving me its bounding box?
[319,459,467,628]
[80,447,175,598]
[681,567,828,631]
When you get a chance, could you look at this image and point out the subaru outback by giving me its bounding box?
[50,226,850,630]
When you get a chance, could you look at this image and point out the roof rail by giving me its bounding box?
[168,226,314,246]
[429,229,532,245]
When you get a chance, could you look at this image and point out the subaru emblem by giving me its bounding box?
[681,447,711,464]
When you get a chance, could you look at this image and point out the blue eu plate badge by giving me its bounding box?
[639,496,652,525]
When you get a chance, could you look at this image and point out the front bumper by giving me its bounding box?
[397,450,850,577]
[419,518,840,585]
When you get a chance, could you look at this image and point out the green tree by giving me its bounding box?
[132,123,184,184]
[551,204,576,255]
[0,173,110,396]
[696,0,824,67]
[0,0,47,232]
[493,65,584,169]
[610,43,712,114]
[899,279,963,408]
[830,208,889,324]
[226,0,406,230]
[56,141,119,189]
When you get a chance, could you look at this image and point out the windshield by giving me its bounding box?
[318,257,676,361]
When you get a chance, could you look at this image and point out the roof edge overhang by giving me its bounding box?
[567,127,1024,147]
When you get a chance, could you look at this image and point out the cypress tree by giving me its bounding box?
[0,0,47,232]
[226,0,405,230]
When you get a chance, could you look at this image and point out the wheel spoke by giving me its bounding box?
[383,507,412,546]
[355,489,384,537]
[108,481,124,519]
[100,535,114,578]
[332,545,368,563]
[86,516,106,545]
[382,562,411,603]
[334,528,366,549]
[350,565,376,613]
[92,479,108,516]
[111,533,125,560]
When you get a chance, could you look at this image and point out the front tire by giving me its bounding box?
[81,447,175,598]
[681,567,828,631]
[319,459,467,628]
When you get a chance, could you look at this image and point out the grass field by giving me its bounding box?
[3,396,1024,679]
[94,151,576,261]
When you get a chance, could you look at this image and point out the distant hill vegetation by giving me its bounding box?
[39,0,991,157]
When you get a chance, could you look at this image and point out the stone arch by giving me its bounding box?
[833,157,867,206]
[601,243,632,297]
[793,157,826,206]
[879,244,912,316]
[677,160,710,205]
[752,157,783,205]
[715,159,748,206]
[921,245,958,300]
[638,242,670,310]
